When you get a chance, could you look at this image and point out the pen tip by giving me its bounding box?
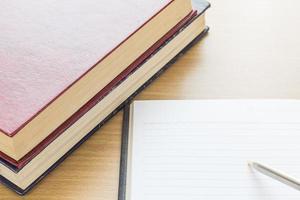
[247,160,254,167]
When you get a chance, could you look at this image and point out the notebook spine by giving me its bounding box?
[117,27,209,200]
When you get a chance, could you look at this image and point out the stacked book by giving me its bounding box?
[0,0,210,195]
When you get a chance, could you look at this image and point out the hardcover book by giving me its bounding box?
[0,0,210,194]
[0,0,193,162]
[1,7,197,170]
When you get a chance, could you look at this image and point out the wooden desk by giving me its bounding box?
[1,0,300,199]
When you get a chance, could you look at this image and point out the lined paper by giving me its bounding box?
[127,100,300,200]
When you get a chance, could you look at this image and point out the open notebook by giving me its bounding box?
[119,100,300,200]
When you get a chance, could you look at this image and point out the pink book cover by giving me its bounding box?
[0,0,175,136]
[1,11,196,169]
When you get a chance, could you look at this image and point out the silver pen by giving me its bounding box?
[248,161,300,191]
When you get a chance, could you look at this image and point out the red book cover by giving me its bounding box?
[0,0,174,136]
[0,10,197,170]
[0,0,196,166]
[0,0,195,162]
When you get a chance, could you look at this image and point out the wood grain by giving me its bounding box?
[1,0,300,199]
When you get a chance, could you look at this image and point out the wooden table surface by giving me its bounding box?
[2,0,300,199]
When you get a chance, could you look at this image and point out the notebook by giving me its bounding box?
[119,100,300,200]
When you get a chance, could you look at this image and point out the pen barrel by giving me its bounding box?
[251,162,300,191]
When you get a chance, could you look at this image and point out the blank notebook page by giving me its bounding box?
[127,100,300,200]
